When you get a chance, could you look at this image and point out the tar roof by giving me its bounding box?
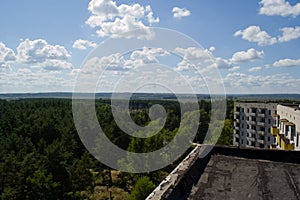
[188,154,300,200]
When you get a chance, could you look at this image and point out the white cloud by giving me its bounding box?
[146,5,159,24]
[278,26,300,42]
[273,58,300,67]
[214,57,232,69]
[73,39,97,50]
[0,42,16,68]
[172,7,191,19]
[231,48,264,63]
[174,47,235,71]
[82,53,124,74]
[228,66,240,71]
[174,47,214,71]
[86,0,159,39]
[209,46,216,52]
[248,66,262,72]
[174,47,213,61]
[125,47,170,67]
[0,67,75,93]
[224,72,300,93]
[16,39,72,70]
[234,26,277,46]
[265,64,271,68]
[259,0,300,18]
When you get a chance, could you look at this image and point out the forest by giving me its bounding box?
[0,98,233,199]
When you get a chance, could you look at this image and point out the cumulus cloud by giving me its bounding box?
[248,66,262,72]
[174,47,214,71]
[273,58,300,67]
[172,7,191,19]
[228,66,240,71]
[0,42,16,68]
[86,0,159,39]
[80,47,170,74]
[234,26,277,46]
[174,47,213,61]
[73,39,97,50]
[231,48,264,63]
[259,0,300,17]
[224,72,300,93]
[125,47,170,67]
[278,26,300,42]
[214,57,232,69]
[235,25,300,45]
[17,39,72,70]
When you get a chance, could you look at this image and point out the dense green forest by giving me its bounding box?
[0,98,233,199]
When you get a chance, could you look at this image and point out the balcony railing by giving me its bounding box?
[257,131,265,135]
[257,113,265,118]
[257,139,264,144]
[234,134,240,138]
[271,126,279,136]
[234,111,240,115]
[247,129,256,134]
[249,113,256,117]
[257,122,265,126]
[249,121,256,126]
[247,137,256,142]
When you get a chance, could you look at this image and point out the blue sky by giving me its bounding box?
[0,0,299,94]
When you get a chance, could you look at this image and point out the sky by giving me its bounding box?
[0,0,300,94]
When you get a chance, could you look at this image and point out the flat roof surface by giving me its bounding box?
[189,155,300,200]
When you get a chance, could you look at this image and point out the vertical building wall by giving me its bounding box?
[233,102,277,149]
[273,104,300,151]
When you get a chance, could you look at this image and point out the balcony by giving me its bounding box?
[247,137,256,142]
[247,129,256,134]
[257,113,265,118]
[234,111,240,115]
[271,126,279,136]
[249,113,256,117]
[234,133,240,138]
[249,121,256,126]
[257,131,265,135]
[257,122,265,126]
[257,139,264,144]
[235,127,240,131]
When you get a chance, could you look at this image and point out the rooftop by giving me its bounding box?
[147,145,300,200]
[279,104,300,110]
[189,154,300,200]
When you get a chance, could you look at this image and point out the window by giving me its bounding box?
[268,136,270,142]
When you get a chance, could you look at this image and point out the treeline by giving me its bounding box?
[0,98,233,199]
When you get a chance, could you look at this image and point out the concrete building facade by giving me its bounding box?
[271,104,300,151]
[233,102,277,149]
